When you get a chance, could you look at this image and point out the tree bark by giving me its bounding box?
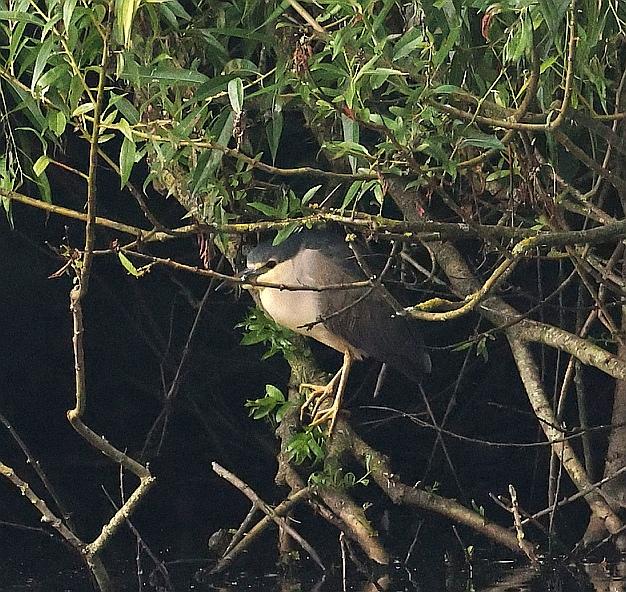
[583,300,626,547]
[389,181,624,539]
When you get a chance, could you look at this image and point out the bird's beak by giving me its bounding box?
[238,266,269,290]
[238,267,264,283]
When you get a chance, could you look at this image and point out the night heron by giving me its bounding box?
[242,229,431,432]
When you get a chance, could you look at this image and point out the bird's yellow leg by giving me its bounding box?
[299,369,341,423]
[306,351,353,434]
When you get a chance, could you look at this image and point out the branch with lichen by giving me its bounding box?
[62,18,155,586]
[270,341,527,567]
[0,461,113,588]
[410,225,625,537]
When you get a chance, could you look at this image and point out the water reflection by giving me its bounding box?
[195,559,626,592]
[477,563,538,592]
[7,541,626,591]
[584,560,626,592]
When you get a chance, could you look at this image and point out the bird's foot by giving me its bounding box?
[308,394,342,434]
[299,377,340,432]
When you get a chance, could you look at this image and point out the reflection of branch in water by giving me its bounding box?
[478,564,537,592]
[584,560,626,592]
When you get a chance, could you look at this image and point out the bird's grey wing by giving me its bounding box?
[319,256,431,382]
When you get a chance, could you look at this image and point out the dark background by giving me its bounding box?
[0,152,612,589]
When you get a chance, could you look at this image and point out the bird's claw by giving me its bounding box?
[299,380,340,432]
[308,397,342,434]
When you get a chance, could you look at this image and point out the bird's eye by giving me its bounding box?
[265,260,277,269]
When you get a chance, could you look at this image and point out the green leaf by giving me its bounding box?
[195,31,229,62]
[118,252,141,277]
[540,56,558,74]
[373,182,385,205]
[267,109,283,165]
[35,171,52,204]
[47,110,67,137]
[36,65,68,93]
[115,0,139,47]
[324,140,371,160]
[119,136,136,187]
[459,135,504,150]
[110,95,140,124]
[9,86,47,130]
[275,401,292,423]
[451,340,473,352]
[485,170,511,182]
[203,111,234,181]
[244,384,286,420]
[476,336,489,362]
[0,10,45,25]
[272,222,299,246]
[301,185,322,206]
[31,36,55,92]
[121,64,209,84]
[431,84,465,95]
[249,202,280,217]
[394,32,427,61]
[118,118,134,142]
[223,59,260,76]
[432,25,460,68]
[286,428,326,465]
[537,0,568,33]
[63,0,78,30]
[33,155,50,177]
[163,0,191,20]
[72,102,95,117]
[265,384,285,402]
[227,77,244,113]
[340,180,363,211]
[239,332,266,346]
[341,113,359,174]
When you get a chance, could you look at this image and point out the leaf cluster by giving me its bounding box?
[308,454,372,489]
[2,0,625,227]
[245,384,293,423]
[238,307,298,360]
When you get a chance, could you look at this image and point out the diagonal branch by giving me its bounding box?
[389,184,624,538]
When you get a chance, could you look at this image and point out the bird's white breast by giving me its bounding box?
[253,249,364,357]
[256,251,322,331]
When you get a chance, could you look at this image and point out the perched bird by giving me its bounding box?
[241,229,431,432]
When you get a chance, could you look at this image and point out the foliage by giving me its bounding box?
[2,0,624,226]
[238,307,298,360]
[285,426,326,465]
[3,0,626,559]
[451,333,494,362]
[245,383,293,422]
[308,454,372,489]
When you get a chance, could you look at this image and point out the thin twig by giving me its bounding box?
[212,463,325,571]
[509,484,538,562]
[0,462,85,549]
[0,410,74,529]
[223,504,259,556]
[210,487,310,574]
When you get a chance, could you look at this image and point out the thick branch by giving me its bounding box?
[343,421,527,555]
[508,338,622,535]
[389,184,624,536]
[7,186,626,252]
[425,240,626,381]
[509,320,626,381]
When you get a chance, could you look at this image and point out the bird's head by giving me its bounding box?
[239,233,304,285]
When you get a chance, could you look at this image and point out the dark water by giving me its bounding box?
[4,537,625,592]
